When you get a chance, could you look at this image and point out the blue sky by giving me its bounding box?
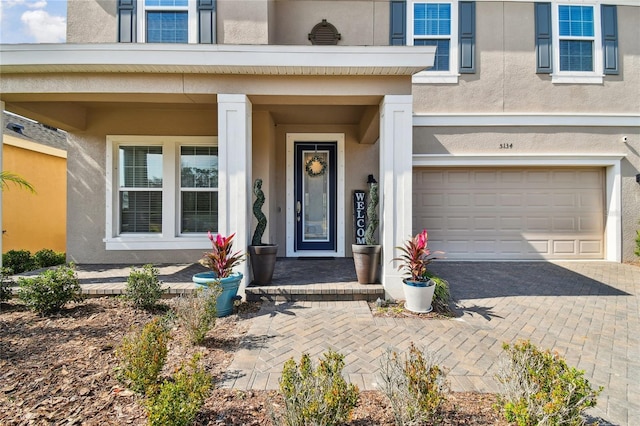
[0,0,67,44]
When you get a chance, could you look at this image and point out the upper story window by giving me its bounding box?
[117,0,215,44]
[139,0,197,43]
[408,1,460,83]
[536,2,618,84]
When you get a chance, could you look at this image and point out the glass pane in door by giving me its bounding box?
[302,150,329,242]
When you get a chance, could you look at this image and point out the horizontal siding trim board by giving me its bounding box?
[413,114,640,127]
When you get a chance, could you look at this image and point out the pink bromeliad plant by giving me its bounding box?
[394,229,441,282]
[200,232,245,278]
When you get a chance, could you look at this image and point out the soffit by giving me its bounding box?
[0,44,435,76]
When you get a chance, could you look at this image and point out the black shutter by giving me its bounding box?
[117,0,136,43]
[459,1,475,73]
[198,0,216,44]
[390,0,406,46]
[535,3,552,73]
[601,5,618,75]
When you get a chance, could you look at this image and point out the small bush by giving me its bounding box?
[17,264,83,314]
[635,228,640,257]
[496,340,602,426]
[33,249,66,269]
[3,249,34,274]
[124,264,164,310]
[1,267,13,303]
[379,342,447,425]
[117,317,171,394]
[274,349,359,426]
[146,353,212,426]
[174,285,221,345]
[427,273,451,314]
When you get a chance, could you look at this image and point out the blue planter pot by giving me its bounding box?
[192,271,243,317]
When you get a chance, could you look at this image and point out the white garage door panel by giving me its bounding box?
[413,168,604,260]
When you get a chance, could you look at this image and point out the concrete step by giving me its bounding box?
[245,283,384,302]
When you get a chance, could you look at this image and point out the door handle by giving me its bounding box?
[296,201,301,222]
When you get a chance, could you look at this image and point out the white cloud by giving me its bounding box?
[21,9,66,43]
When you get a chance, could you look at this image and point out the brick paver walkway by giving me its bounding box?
[223,261,640,426]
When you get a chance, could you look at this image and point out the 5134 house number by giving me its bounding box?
[499,143,513,149]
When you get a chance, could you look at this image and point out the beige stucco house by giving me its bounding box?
[1,0,638,299]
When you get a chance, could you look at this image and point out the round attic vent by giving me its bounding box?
[308,19,341,45]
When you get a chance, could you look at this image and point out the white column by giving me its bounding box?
[379,95,413,300]
[217,94,252,284]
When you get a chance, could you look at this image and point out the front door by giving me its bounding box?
[286,133,345,257]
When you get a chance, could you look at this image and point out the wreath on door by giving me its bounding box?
[305,155,327,177]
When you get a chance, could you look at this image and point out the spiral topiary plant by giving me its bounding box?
[364,181,379,245]
[252,178,267,246]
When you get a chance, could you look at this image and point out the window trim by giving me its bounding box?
[408,0,460,84]
[105,135,217,250]
[551,2,603,84]
[136,0,198,44]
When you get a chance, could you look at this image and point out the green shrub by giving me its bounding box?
[378,342,447,425]
[427,273,451,314]
[17,264,83,314]
[496,340,602,426]
[635,228,640,257]
[117,317,171,394]
[274,350,359,426]
[174,285,221,345]
[0,267,13,303]
[146,353,211,426]
[124,264,164,310]
[33,249,66,269]
[3,249,34,274]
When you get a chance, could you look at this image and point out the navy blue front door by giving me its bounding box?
[294,142,337,252]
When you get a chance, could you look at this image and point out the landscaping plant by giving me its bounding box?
[124,264,164,310]
[635,226,640,257]
[378,343,447,425]
[116,317,171,394]
[32,248,66,269]
[0,267,13,303]
[146,352,212,426]
[16,264,83,315]
[274,349,359,426]
[3,249,35,274]
[496,340,602,426]
[427,273,451,314]
[173,285,221,345]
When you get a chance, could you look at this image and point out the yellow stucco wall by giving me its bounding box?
[2,136,67,254]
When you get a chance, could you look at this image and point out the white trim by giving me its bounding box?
[104,135,217,251]
[285,133,345,258]
[551,2,603,84]
[0,44,436,77]
[413,113,640,127]
[408,0,460,84]
[413,153,625,262]
[3,136,67,158]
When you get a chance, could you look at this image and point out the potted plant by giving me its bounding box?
[352,175,381,284]
[193,232,245,317]
[248,178,278,285]
[394,229,440,313]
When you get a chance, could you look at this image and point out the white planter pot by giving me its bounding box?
[402,279,436,313]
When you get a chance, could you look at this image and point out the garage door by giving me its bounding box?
[413,167,604,260]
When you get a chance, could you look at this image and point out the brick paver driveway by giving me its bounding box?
[224,261,639,425]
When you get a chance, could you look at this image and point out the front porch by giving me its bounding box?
[68,258,384,302]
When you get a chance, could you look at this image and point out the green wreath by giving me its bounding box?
[305,155,327,177]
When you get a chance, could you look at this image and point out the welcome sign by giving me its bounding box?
[353,190,366,244]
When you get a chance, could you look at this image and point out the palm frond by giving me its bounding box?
[0,171,36,193]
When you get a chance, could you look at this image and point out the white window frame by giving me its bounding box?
[105,135,217,250]
[551,1,603,84]
[136,0,198,44]
[408,0,460,84]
